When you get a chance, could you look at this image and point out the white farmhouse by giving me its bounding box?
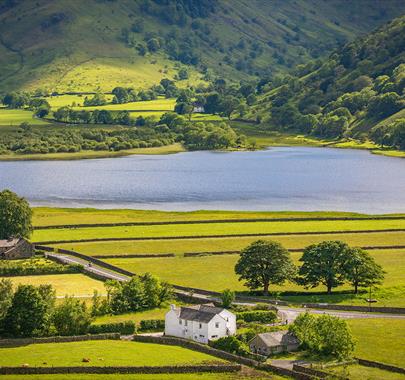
[165,303,237,344]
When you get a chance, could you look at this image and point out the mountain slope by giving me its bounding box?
[0,0,404,92]
[247,15,405,150]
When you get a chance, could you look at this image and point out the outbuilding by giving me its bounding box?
[249,331,299,355]
[0,238,34,260]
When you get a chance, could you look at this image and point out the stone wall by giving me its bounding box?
[357,358,405,375]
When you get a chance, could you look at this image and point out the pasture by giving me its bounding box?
[103,249,405,306]
[2,274,105,297]
[0,373,276,380]
[0,109,49,126]
[31,218,405,243]
[0,340,225,367]
[347,318,405,367]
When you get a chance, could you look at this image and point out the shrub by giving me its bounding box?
[89,321,136,335]
[236,311,277,324]
[210,336,249,356]
[139,319,165,331]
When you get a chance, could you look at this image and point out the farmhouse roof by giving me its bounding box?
[179,304,225,323]
[254,331,299,347]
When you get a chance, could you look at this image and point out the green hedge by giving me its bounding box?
[236,311,277,324]
[89,321,136,335]
[139,319,165,331]
[0,258,82,276]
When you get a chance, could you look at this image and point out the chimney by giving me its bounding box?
[170,304,176,311]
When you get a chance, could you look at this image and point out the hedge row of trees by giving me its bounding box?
[0,272,171,338]
[235,240,385,295]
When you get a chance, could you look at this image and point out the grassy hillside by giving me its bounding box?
[246,15,405,151]
[0,0,403,92]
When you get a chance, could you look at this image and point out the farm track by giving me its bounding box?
[35,228,405,245]
[33,215,405,230]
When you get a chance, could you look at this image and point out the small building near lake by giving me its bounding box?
[249,331,299,356]
[165,303,236,344]
[0,238,34,260]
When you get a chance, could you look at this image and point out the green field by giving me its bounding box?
[54,231,405,256]
[104,248,405,306]
[34,209,388,227]
[0,109,50,126]
[32,219,405,243]
[347,318,405,367]
[0,340,224,367]
[0,373,276,380]
[1,274,105,297]
[329,364,405,380]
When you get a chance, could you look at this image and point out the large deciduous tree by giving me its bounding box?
[343,248,385,294]
[235,240,296,295]
[3,284,54,337]
[298,240,350,294]
[0,190,32,239]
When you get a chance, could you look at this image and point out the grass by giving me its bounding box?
[1,274,105,297]
[347,318,405,367]
[0,143,185,161]
[0,340,225,367]
[94,307,170,325]
[104,249,405,306]
[54,231,405,256]
[0,373,277,380]
[31,218,405,243]
[33,208,390,227]
[0,109,50,126]
[329,364,405,380]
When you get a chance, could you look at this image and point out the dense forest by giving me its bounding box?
[248,16,405,150]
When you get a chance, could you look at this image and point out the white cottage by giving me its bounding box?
[165,303,236,344]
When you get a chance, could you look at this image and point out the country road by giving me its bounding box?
[48,252,405,321]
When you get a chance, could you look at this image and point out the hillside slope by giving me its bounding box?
[247,15,405,150]
[0,0,404,92]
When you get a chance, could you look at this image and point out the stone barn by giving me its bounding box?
[0,238,34,260]
[249,331,299,356]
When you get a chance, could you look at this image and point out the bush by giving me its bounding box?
[236,311,277,324]
[139,319,165,331]
[89,321,136,335]
[210,336,249,356]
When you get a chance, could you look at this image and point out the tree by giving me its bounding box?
[289,312,355,360]
[220,289,235,308]
[52,297,93,336]
[343,248,385,294]
[3,285,53,337]
[235,240,296,295]
[219,96,240,120]
[0,190,32,239]
[298,241,350,294]
[0,279,13,326]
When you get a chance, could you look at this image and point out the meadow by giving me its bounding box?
[0,340,225,367]
[32,218,405,243]
[329,364,405,380]
[347,318,405,367]
[54,231,405,256]
[0,108,49,126]
[0,373,276,380]
[102,248,405,306]
[1,274,105,297]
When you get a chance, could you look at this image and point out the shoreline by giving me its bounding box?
[0,139,403,162]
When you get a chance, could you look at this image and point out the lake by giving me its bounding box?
[0,147,404,213]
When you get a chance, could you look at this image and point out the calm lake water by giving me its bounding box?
[0,147,404,213]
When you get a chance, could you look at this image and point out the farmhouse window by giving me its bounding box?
[199,323,202,329]
[179,319,182,325]
[215,322,219,328]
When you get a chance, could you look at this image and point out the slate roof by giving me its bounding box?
[255,331,299,347]
[0,238,20,248]
[179,304,225,323]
